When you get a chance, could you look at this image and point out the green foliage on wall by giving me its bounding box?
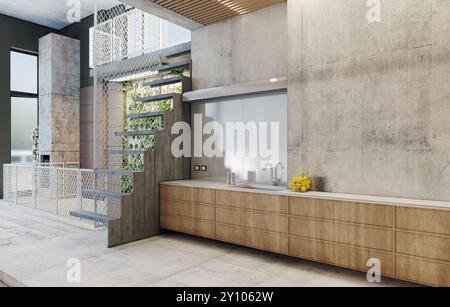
[119,74,182,193]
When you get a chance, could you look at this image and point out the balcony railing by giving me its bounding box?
[3,164,124,227]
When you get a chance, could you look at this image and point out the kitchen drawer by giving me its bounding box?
[160,198,214,221]
[216,207,288,234]
[290,217,394,252]
[396,231,450,262]
[160,214,215,239]
[396,207,450,236]
[289,236,395,277]
[289,197,394,227]
[216,190,287,214]
[216,223,288,255]
[160,185,214,204]
[396,255,450,287]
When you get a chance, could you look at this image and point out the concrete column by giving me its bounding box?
[39,33,80,163]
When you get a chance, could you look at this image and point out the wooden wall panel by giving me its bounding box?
[133,172,146,240]
[144,151,156,236]
[121,195,134,244]
[108,218,122,248]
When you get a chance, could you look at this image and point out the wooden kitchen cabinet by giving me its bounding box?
[216,223,288,254]
[289,236,396,277]
[160,183,450,287]
[289,197,394,228]
[289,216,394,252]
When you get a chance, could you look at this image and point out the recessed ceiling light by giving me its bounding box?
[270,78,278,82]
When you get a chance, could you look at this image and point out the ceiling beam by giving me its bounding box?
[119,0,203,30]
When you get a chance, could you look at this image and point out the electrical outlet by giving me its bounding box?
[201,165,208,172]
[194,165,201,171]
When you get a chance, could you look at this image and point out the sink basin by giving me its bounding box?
[235,184,287,192]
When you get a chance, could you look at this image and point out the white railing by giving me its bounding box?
[37,162,80,169]
[3,164,123,227]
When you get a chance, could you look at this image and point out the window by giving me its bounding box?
[11,51,38,94]
[10,50,38,164]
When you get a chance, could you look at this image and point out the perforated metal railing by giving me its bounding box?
[3,164,126,227]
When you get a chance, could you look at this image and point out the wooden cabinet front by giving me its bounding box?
[216,223,288,254]
[160,184,450,287]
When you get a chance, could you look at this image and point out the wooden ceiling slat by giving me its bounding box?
[180,1,228,16]
[200,12,238,25]
[184,5,236,20]
[153,0,285,25]
[168,0,213,14]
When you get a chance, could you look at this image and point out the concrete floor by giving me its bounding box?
[0,201,418,287]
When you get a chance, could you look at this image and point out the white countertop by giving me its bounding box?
[161,179,450,211]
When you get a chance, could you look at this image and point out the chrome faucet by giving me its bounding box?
[273,162,285,186]
[262,163,274,185]
[263,162,285,186]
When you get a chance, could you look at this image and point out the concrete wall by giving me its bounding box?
[288,0,450,201]
[191,1,450,201]
[58,15,94,88]
[191,3,288,90]
[58,16,96,169]
[80,86,94,168]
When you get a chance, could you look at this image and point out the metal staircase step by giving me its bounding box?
[93,169,135,177]
[144,76,183,88]
[70,210,115,224]
[157,60,191,73]
[134,93,175,103]
[127,111,165,120]
[107,149,147,155]
[114,130,158,137]
[81,189,124,200]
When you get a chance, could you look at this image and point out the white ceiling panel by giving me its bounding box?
[0,0,121,29]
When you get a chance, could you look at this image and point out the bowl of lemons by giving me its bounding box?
[290,176,311,193]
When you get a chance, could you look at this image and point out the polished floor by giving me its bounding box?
[0,201,418,287]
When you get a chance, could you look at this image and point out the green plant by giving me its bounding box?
[119,75,179,193]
